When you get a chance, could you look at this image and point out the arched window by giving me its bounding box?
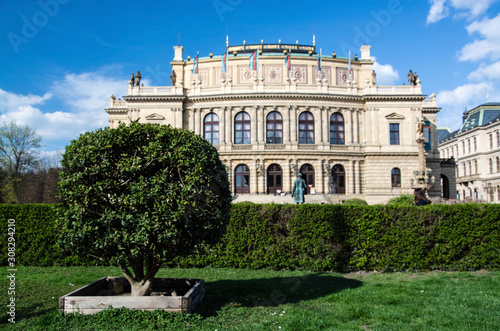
[298,111,314,144]
[203,113,219,145]
[266,111,283,144]
[300,164,315,194]
[234,164,250,194]
[330,112,345,145]
[489,158,493,174]
[474,160,478,174]
[234,112,250,144]
[496,157,500,173]
[391,168,401,187]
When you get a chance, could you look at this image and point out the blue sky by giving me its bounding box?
[1,0,500,154]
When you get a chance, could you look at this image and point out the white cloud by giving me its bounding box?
[371,56,400,85]
[437,82,492,105]
[426,0,498,24]
[468,61,500,80]
[0,69,128,152]
[427,0,449,24]
[0,89,52,111]
[449,0,498,17]
[458,14,500,61]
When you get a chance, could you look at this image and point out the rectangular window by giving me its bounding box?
[423,121,431,150]
[390,123,399,145]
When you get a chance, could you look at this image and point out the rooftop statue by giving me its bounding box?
[135,70,141,87]
[129,73,134,87]
[170,71,176,86]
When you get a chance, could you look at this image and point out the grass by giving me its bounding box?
[1,267,499,330]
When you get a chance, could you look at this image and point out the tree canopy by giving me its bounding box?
[57,122,231,295]
[0,121,43,203]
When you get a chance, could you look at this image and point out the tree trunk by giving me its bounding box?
[129,278,154,296]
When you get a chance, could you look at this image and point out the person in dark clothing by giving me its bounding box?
[414,188,431,206]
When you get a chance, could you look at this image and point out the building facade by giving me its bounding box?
[438,103,500,203]
[106,41,445,204]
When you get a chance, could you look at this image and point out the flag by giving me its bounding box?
[221,51,228,73]
[317,49,322,71]
[285,50,291,71]
[192,53,199,74]
[249,51,258,70]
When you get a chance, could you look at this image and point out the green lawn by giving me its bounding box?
[1,267,499,330]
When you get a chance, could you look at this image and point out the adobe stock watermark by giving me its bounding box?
[213,0,243,21]
[6,219,16,323]
[339,0,403,57]
[145,64,171,86]
[7,0,71,54]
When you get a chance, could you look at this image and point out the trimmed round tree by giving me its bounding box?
[57,122,231,296]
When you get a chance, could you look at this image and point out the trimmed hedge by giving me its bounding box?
[2,203,500,271]
[0,204,92,266]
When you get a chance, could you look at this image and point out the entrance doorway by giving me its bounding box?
[331,164,345,194]
[234,164,250,194]
[299,164,315,194]
[267,164,283,194]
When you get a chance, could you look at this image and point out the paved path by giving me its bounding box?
[232,193,330,204]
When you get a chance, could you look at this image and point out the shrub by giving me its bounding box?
[386,194,414,206]
[57,123,231,295]
[343,198,368,206]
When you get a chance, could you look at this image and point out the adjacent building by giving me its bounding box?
[106,40,447,204]
[438,103,500,202]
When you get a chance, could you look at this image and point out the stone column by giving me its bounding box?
[314,107,321,145]
[373,108,380,145]
[251,107,257,145]
[353,108,359,144]
[220,107,226,145]
[365,108,372,144]
[323,107,330,144]
[346,108,353,144]
[284,106,290,144]
[194,108,200,135]
[358,160,363,194]
[352,160,357,194]
[291,106,298,143]
[190,108,196,132]
[226,107,233,144]
[177,108,183,129]
[258,106,265,145]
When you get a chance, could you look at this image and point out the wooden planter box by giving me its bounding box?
[59,277,205,315]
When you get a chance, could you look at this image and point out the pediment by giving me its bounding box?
[145,113,165,120]
[385,112,405,120]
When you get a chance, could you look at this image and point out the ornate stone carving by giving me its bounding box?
[336,67,348,85]
[316,67,331,85]
[239,67,256,84]
[215,67,233,85]
[197,69,209,85]
[290,65,307,84]
[264,66,282,84]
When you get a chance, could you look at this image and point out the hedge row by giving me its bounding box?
[2,203,500,271]
[0,204,92,266]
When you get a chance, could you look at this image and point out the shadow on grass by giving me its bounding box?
[197,273,362,317]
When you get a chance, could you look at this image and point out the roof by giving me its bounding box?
[437,128,451,143]
[438,129,459,144]
[457,102,500,134]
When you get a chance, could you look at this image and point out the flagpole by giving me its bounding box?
[319,48,322,81]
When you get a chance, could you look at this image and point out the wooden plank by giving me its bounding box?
[60,278,205,314]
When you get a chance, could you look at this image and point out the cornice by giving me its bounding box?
[363,94,426,102]
[105,108,128,115]
[186,93,365,103]
[123,96,186,103]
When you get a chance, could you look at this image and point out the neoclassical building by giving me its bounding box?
[106,41,447,204]
[438,103,500,202]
